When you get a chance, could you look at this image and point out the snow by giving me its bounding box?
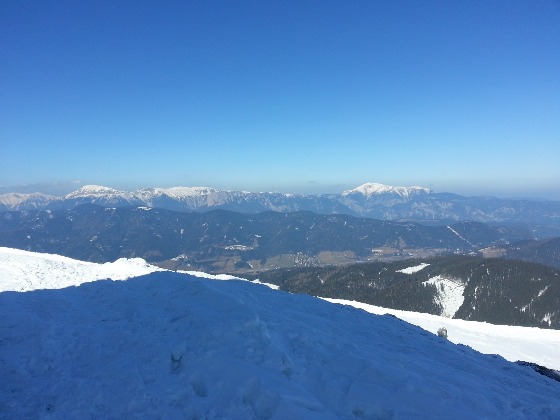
[65,185,123,196]
[324,298,560,371]
[424,275,465,318]
[396,262,430,274]
[177,269,244,281]
[2,248,560,418]
[156,186,220,198]
[64,185,140,203]
[0,247,163,292]
[447,225,474,247]
[252,279,281,289]
[342,182,431,198]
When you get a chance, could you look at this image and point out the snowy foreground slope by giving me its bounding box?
[2,250,560,418]
[0,247,164,292]
[325,298,560,372]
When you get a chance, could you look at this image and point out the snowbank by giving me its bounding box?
[0,247,163,292]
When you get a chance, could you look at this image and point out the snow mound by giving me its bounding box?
[0,247,163,292]
[396,262,430,274]
[2,273,560,418]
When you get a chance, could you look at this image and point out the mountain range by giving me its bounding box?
[0,205,532,271]
[2,182,560,236]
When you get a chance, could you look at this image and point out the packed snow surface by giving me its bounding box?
[396,262,430,274]
[2,248,560,418]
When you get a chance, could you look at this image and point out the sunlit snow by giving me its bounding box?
[1,248,560,418]
[423,275,465,318]
[324,298,560,371]
[396,262,430,274]
[0,247,163,292]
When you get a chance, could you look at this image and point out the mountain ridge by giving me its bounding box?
[0,205,532,269]
[2,182,559,232]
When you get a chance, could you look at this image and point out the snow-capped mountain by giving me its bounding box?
[342,182,432,198]
[135,187,277,211]
[1,182,560,234]
[63,185,143,207]
[0,192,59,210]
[1,247,560,417]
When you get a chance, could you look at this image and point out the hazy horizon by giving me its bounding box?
[2,1,559,199]
[1,179,559,201]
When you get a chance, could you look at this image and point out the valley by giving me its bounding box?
[0,204,532,272]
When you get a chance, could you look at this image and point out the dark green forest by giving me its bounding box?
[254,256,560,329]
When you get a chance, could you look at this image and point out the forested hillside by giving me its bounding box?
[255,256,560,329]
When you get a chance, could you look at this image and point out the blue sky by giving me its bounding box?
[1,1,559,198]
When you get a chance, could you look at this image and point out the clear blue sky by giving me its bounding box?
[1,0,559,198]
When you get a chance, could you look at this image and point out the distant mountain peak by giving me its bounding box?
[66,185,123,196]
[157,186,221,197]
[342,182,432,198]
[0,192,56,209]
[64,185,139,204]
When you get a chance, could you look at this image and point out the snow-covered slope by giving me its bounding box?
[424,275,465,318]
[396,263,465,318]
[2,248,560,418]
[0,247,164,292]
[325,298,560,371]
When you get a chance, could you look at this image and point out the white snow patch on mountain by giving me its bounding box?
[342,182,431,198]
[396,262,430,274]
[2,253,560,418]
[324,298,560,371]
[424,275,465,318]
